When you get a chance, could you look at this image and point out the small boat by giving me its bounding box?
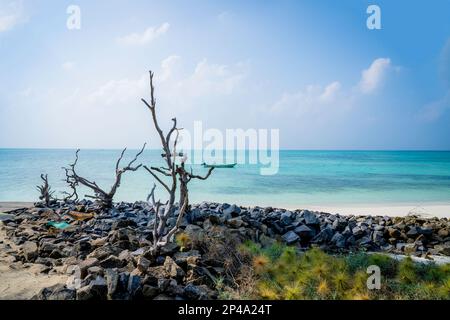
[202,162,236,168]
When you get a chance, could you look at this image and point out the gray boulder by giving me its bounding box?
[282,231,299,244]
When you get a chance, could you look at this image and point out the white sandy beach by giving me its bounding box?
[299,203,450,218]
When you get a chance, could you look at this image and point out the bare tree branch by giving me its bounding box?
[141,70,215,252]
[36,174,54,206]
[143,165,171,193]
[187,167,215,180]
[65,143,146,209]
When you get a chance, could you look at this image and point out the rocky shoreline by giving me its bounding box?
[1,200,449,300]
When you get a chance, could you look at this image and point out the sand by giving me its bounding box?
[301,203,450,218]
[0,202,33,213]
[0,216,67,300]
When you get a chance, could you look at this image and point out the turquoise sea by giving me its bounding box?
[0,149,450,208]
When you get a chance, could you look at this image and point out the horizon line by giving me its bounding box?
[1,147,450,152]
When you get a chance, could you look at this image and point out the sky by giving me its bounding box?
[0,0,449,150]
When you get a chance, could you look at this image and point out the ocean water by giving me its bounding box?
[0,149,450,208]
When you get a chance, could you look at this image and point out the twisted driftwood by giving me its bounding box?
[36,174,55,206]
[142,71,214,250]
[65,144,146,209]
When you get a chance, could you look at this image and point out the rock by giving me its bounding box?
[294,224,315,239]
[406,226,420,238]
[39,241,59,254]
[184,224,205,242]
[76,285,93,300]
[183,284,209,300]
[280,211,293,225]
[87,266,104,277]
[105,268,119,298]
[66,274,82,290]
[332,219,347,231]
[373,225,384,231]
[404,243,417,254]
[88,245,120,260]
[28,263,51,275]
[165,279,184,297]
[312,226,334,243]
[99,255,123,268]
[352,226,365,237]
[78,258,99,278]
[118,249,132,261]
[418,227,433,237]
[173,250,201,268]
[438,229,449,238]
[22,241,38,262]
[208,214,221,225]
[223,204,241,217]
[116,272,130,298]
[79,276,108,300]
[269,221,284,234]
[372,231,385,243]
[250,208,262,219]
[388,227,401,238]
[153,294,173,300]
[282,231,299,244]
[112,219,137,230]
[358,236,372,247]
[302,210,319,225]
[435,244,450,256]
[164,256,185,279]
[330,232,346,248]
[0,213,14,222]
[38,284,76,300]
[142,285,159,298]
[75,240,92,253]
[159,242,180,256]
[127,274,142,297]
[49,249,65,259]
[137,256,151,273]
[227,217,245,228]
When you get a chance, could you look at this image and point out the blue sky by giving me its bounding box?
[0,0,449,149]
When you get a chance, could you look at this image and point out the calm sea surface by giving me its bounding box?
[1,149,450,207]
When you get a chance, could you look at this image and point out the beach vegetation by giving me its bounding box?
[220,241,450,300]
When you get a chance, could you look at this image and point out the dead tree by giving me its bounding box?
[36,174,54,206]
[141,71,214,251]
[65,144,146,209]
[177,161,213,210]
[61,157,80,201]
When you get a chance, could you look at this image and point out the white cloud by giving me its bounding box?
[269,57,396,117]
[319,81,341,102]
[87,75,147,106]
[358,58,391,93]
[418,39,450,122]
[159,55,181,81]
[86,56,247,108]
[418,92,450,122]
[271,81,343,116]
[0,0,24,32]
[178,59,247,97]
[117,22,170,46]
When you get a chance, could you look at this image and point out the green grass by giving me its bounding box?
[237,242,450,300]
